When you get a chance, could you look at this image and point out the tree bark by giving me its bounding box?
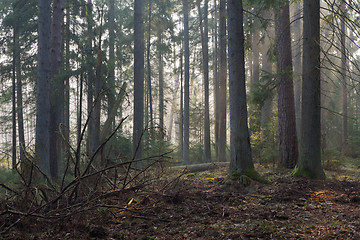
[227,0,253,174]
[183,0,190,165]
[49,0,65,179]
[133,0,145,162]
[293,1,302,136]
[297,0,325,179]
[218,0,227,162]
[275,1,298,169]
[36,0,51,175]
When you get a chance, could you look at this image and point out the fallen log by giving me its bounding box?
[171,162,229,173]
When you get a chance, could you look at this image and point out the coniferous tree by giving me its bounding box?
[227,0,253,174]
[295,0,325,179]
[197,0,211,163]
[49,0,64,179]
[35,0,51,175]
[275,1,298,169]
[133,0,145,161]
[218,0,227,162]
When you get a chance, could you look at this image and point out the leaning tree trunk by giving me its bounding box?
[36,0,51,175]
[183,0,190,165]
[275,1,298,169]
[227,0,254,174]
[296,0,325,179]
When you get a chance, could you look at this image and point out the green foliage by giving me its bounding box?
[189,143,204,164]
[0,167,20,197]
[250,70,276,107]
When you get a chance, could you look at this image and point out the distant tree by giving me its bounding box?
[275,1,298,169]
[295,0,325,179]
[227,0,254,174]
[35,0,51,175]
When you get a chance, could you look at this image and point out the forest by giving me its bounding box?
[1,0,360,239]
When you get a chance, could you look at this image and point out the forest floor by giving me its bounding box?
[2,159,360,239]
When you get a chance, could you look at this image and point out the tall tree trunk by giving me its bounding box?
[296,0,325,179]
[340,1,348,153]
[49,0,65,179]
[179,48,184,161]
[36,0,51,175]
[197,0,211,163]
[275,1,298,169]
[183,0,190,165]
[133,0,145,161]
[293,1,302,136]
[64,0,71,163]
[213,0,219,161]
[158,30,164,135]
[76,72,84,177]
[227,0,253,173]
[86,0,95,156]
[14,28,25,168]
[91,15,103,160]
[146,0,153,128]
[108,0,116,129]
[218,0,227,162]
[12,30,17,170]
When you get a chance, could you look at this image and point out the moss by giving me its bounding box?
[244,168,270,184]
[292,165,326,179]
[229,168,270,184]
